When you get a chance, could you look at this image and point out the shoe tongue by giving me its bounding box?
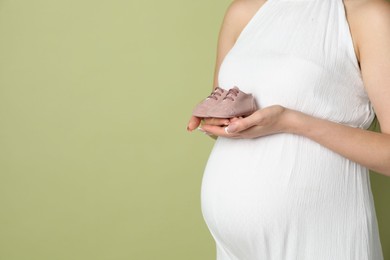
[229,86,240,95]
[228,86,239,95]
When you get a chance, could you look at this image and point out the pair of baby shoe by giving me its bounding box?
[192,86,258,118]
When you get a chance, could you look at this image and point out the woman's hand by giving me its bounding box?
[187,116,230,139]
[199,105,292,139]
[187,116,230,132]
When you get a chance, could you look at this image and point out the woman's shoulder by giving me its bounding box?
[222,0,268,42]
[344,0,390,13]
[344,0,390,32]
[343,0,390,64]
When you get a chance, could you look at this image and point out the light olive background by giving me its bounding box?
[0,1,389,260]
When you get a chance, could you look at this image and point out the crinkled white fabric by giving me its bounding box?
[200,0,384,259]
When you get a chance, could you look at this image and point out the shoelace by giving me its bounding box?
[223,88,239,101]
[207,87,225,100]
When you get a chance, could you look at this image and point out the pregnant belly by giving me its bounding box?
[199,134,367,242]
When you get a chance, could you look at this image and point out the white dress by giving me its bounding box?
[200,0,384,259]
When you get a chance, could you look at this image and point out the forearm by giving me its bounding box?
[286,109,390,176]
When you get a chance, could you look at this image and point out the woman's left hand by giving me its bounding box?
[200,105,292,139]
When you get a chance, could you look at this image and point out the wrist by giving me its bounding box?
[282,108,307,135]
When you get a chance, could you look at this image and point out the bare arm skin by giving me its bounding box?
[198,0,390,177]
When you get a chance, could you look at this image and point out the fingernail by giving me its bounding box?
[226,124,237,133]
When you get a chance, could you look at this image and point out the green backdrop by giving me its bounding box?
[0,1,389,259]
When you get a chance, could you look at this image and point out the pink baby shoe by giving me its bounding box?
[207,86,257,118]
[192,87,227,117]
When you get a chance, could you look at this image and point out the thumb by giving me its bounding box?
[187,116,201,132]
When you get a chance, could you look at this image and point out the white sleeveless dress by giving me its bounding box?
[200,0,384,259]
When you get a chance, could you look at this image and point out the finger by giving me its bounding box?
[203,118,230,126]
[225,112,261,134]
[187,116,202,132]
[201,124,238,138]
[229,117,241,123]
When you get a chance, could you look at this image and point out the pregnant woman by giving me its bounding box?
[187,0,390,259]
